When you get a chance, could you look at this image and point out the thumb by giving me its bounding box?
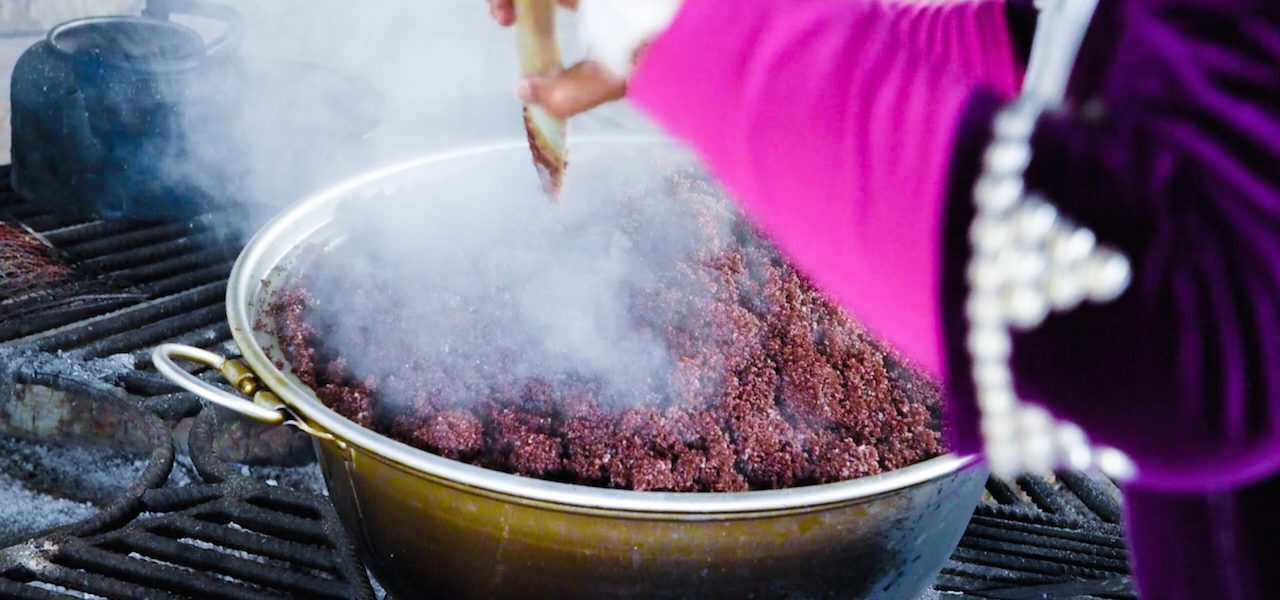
[516,61,626,119]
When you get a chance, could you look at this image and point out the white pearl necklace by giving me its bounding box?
[967,97,1136,482]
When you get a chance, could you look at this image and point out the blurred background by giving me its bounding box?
[0,0,656,165]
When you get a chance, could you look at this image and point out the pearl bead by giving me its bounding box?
[1014,199,1058,243]
[969,217,1014,254]
[1048,227,1095,264]
[1005,286,1050,329]
[1096,447,1137,480]
[983,140,1032,174]
[1064,442,1094,471]
[981,413,1018,442]
[975,174,1024,213]
[1054,423,1094,471]
[966,259,1004,292]
[984,441,1021,479]
[1017,405,1054,436]
[965,292,1004,326]
[1021,435,1056,474]
[993,101,1040,140]
[1046,271,1087,309]
[1086,250,1132,302]
[1010,251,1048,283]
[977,385,1016,413]
[974,360,1012,389]
[968,98,1136,484]
[967,326,1011,361]
[1053,421,1087,447]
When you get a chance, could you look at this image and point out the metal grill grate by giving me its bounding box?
[0,395,375,600]
[936,473,1134,599]
[2,164,1136,599]
[0,165,239,361]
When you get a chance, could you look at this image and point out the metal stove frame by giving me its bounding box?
[1,165,1135,599]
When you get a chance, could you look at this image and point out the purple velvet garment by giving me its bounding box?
[944,0,1280,597]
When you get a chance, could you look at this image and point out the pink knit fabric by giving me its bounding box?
[629,0,1020,378]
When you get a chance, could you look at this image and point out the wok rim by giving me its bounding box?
[227,134,981,514]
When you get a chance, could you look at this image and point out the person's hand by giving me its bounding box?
[487,0,576,27]
[487,0,632,119]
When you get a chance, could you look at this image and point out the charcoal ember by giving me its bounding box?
[269,188,945,492]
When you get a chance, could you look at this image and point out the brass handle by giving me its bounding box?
[151,343,286,425]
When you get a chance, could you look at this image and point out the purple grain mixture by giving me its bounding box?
[270,191,944,493]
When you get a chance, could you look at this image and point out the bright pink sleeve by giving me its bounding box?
[628,0,1021,378]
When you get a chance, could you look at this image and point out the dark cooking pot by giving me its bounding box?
[9,1,243,220]
[151,136,988,599]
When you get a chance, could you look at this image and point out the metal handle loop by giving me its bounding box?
[151,343,285,425]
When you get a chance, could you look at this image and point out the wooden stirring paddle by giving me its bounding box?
[514,0,568,199]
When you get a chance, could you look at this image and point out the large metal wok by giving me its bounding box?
[152,136,986,599]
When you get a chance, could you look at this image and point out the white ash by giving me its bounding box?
[178,537,271,565]
[0,436,149,505]
[0,472,96,546]
[241,462,327,496]
[166,454,198,488]
[22,580,108,600]
[0,436,151,545]
[70,352,137,382]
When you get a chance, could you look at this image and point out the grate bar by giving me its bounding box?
[41,221,139,247]
[1016,475,1086,521]
[20,282,223,350]
[55,542,280,600]
[32,553,184,600]
[142,265,233,298]
[193,502,332,547]
[71,304,226,359]
[79,233,223,273]
[140,486,226,513]
[112,531,350,600]
[985,477,1030,507]
[962,524,1129,561]
[975,576,1137,600]
[111,249,233,287]
[62,223,206,262]
[1058,471,1123,524]
[18,213,91,233]
[966,515,1127,549]
[125,323,232,365]
[935,566,1062,590]
[146,515,338,572]
[949,545,1126,579]
[243,488,325,521]
[0,295,142,342]
[120,371,184,397]
[0,578,82,600]
[973,502,1118,533]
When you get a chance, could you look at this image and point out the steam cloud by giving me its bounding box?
[168,0,658,227]
[298,148,738,409]
[164,0,730,409]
